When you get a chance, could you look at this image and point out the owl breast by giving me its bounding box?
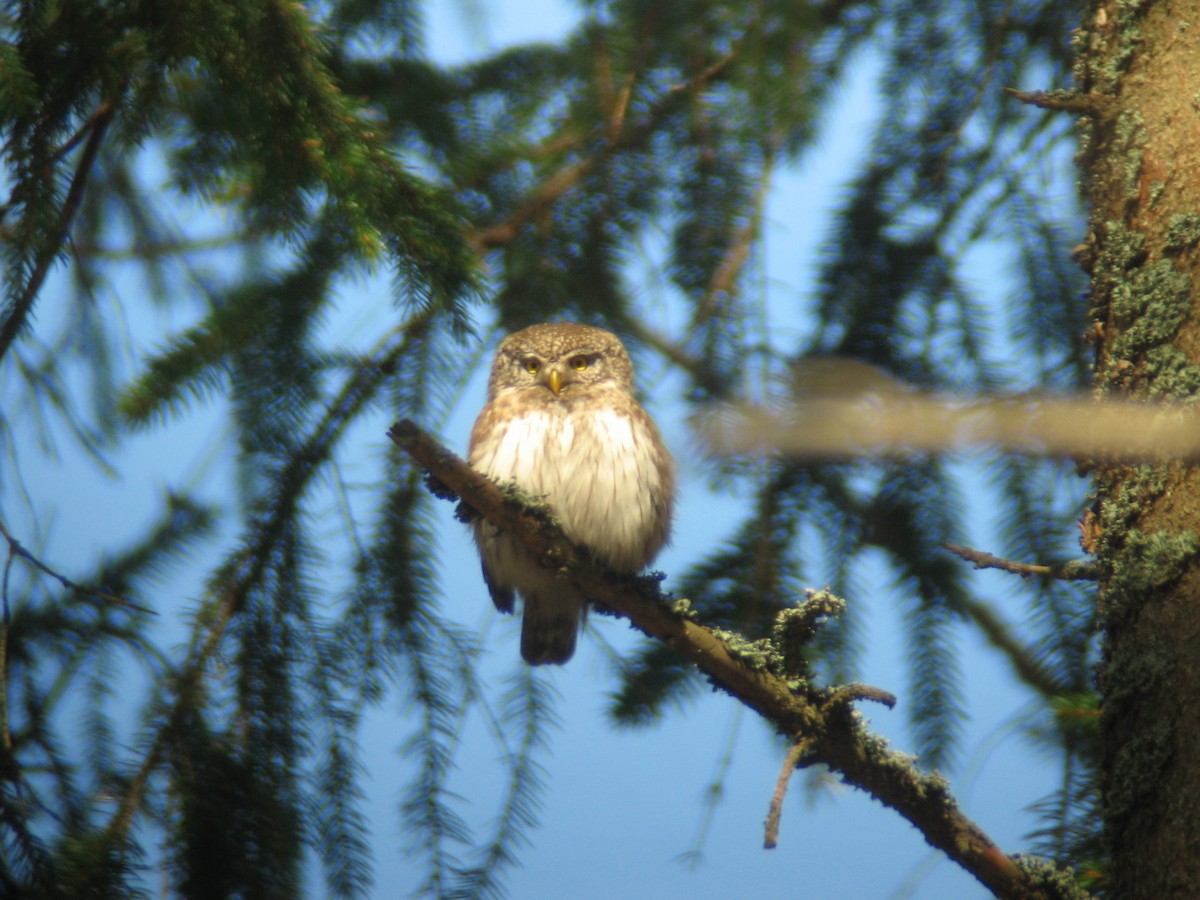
[468,396,671,572]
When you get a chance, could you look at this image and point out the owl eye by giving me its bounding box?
[522,358,541,374]
[569,355,590,371]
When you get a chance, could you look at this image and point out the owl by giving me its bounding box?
[468,323,676,665]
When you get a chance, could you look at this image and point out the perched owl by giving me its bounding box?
[468,323,676,665]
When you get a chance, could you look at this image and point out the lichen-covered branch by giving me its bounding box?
[389,419,1090,900]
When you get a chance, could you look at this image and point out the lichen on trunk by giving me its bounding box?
[1077,0,1200,894]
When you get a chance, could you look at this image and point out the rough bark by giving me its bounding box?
[1079,1,1200,895]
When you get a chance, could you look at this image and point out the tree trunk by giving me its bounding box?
[1083,0,1200,894]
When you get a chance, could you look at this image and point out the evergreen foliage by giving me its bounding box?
[0,0,1100,895]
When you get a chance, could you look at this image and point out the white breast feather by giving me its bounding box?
[470,405,664,573]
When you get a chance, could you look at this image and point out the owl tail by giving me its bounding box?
[521,593,580,665]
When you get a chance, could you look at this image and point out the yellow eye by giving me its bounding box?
[569,355,589,371]
[523,358,540,374]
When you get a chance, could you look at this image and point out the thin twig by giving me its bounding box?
[763,736,811,849]
[960,597,1067,699]
[0,518,151,614]
[49,100,116,164]
[828,682,898,708]
[693,134,778,329]
[1003,87,1115,115]
[944,542,1099,581]
[626,322,730,398]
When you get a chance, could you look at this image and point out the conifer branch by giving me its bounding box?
[0,101,114,364]
[627,323,732,399]
[960,596,1071,700]
[695,134,777,328]
[389,419,1086,900]
[466,22,751,255]
[105,320,428,846]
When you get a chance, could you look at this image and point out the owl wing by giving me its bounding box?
[480,561,515,614]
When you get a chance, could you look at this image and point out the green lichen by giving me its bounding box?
[669,596,698,620]
[1164,212,1200,252]
[773,589,846,677]
[1102,530,1200,625]
[1102,642,1174,707]
[1114,110,1148,197]
[1113,0,1150,79]
[1094,464,1169,572]
[1011,854,1093,900]
[1102,465,1168,528]
[711,628,779,671]
[496,480,561,528]
[1118,531,1199,590]
[1106,718,1174,824]
[1098,641,1175,874]
[1108,259,1192,368]
[856,724,925,778]
[1074,3,1142,95]
[1144,346,1200,400]
[1093,220,1145,286]
[1075,0,1149,99]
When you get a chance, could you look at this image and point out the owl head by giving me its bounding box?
[488,323,635,399]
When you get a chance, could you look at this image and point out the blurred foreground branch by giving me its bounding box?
[703,386,1200,461]
[388,419,1088,900]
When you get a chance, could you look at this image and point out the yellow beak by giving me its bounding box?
[546,367,563,394]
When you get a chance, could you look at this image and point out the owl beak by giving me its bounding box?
[545,367,564,394]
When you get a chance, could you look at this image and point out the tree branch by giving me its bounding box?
[944,543,1099,581]
[104,318,431,847]
[0,101,115,364]
[466,22,750,256]
[763,736,810,849]
[0,518,152,614]
[388,419,1087,900]
[1003,88,1115,116]
[960,596,1071,700]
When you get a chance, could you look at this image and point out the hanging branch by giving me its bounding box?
[388,419,1089,900]
[102,319,429,847]
[763,736,810,849]
[0,101,115,364]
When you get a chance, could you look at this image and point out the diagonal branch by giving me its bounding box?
[465,22,750,256]
[0,101,115,364]
[388,419,1089,900]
